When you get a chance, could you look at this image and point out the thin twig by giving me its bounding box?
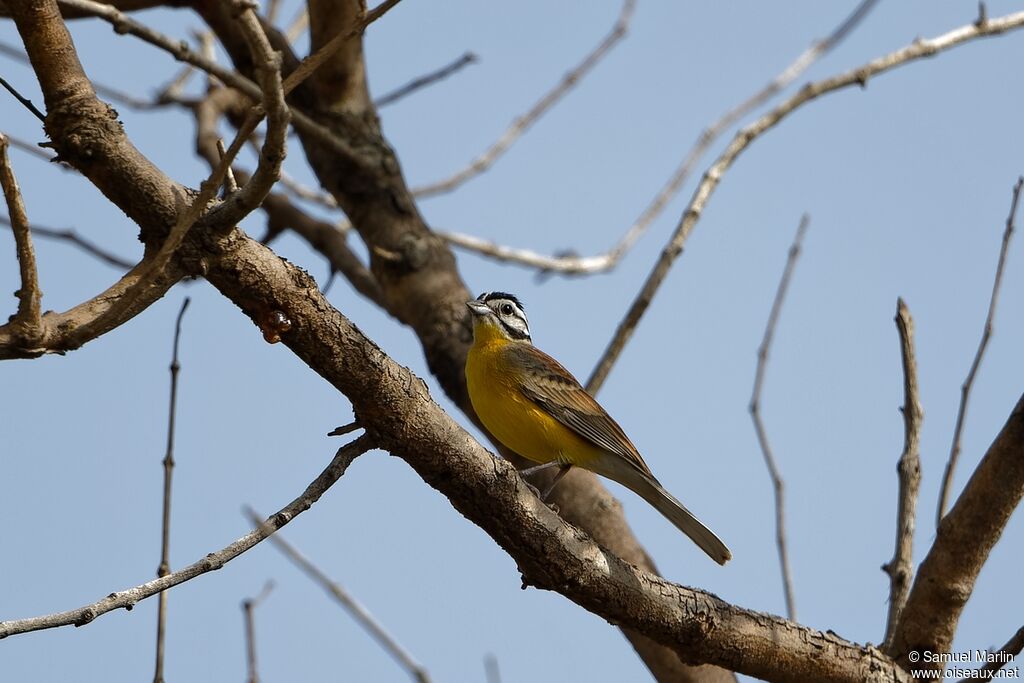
[0,133,58,164]
[244,507,432,683]
[412,0,635,198]
[586,10,1024,395]
[0,434,374,639]
[375,52,478,107]
[936,176,1023,523]
[0,134,42,341]
[153,297,190,683]
[242,581,274,683]
[0,75,46,121]
[0,216,133,269]
[882,298,923,649]
[748,214,808,620]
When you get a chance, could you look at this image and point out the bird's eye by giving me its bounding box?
[500,303,514,316]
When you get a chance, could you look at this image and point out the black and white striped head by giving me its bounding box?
[466,291,532,342]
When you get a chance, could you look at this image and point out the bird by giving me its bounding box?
[465,291,731,564]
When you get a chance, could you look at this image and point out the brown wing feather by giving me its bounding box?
[505,344,655,478]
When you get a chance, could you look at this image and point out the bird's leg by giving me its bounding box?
[519,461,562,477]
[539,464,572,501]
[516,458,573,501]
[517,462,571,502]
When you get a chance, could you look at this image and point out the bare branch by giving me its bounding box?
[749,214,808,621]
[98,5,287,328]
[887,395,1024,676]
[242,581,274,683]
[0,435,374,639]
[200,231,913,683]
[586,9,1024,395]
[881,298,922,649]
[153,297,189,683]
[209,6,289,225]
[0,133,58,164]
[1,216,133,269]
[53,0,359,162]
[0,134,42,343]
[412,0,635,198]
[245,508,432,683]
[375,51,477,108]
[937,176,1023,523]
[0,74,46,121]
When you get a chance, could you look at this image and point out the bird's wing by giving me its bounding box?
[505,343,655,478]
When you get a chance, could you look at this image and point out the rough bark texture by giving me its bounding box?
[887,395,1024,678]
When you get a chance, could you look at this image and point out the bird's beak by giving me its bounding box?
[466,300,490,317]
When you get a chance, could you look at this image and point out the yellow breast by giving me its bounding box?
[466,336,603,467]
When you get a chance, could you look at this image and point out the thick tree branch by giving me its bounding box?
[887,395,1024,676]
[882,298,922,649]
[200,229,911,683]
[0,434,374,638]
[586,9,1024,394]
[936,176,1023,522]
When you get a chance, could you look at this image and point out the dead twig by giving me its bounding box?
[0,216,134,269]
[375,51,477,108]
[244,507,432,683]
[0,74,46,121]
[749,214,808,620]
[153,297,190,683]
[882,298,923,649]
[242,581,275,683]
[936,176,1023,523]
[0,434,374,639]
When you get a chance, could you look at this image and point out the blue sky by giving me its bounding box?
[3,2,1023,681]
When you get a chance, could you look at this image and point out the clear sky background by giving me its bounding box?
[2,2,1023,681]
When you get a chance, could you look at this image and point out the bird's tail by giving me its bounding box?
[595,460,731,565]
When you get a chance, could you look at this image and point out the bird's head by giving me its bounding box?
[466,291,532,343]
